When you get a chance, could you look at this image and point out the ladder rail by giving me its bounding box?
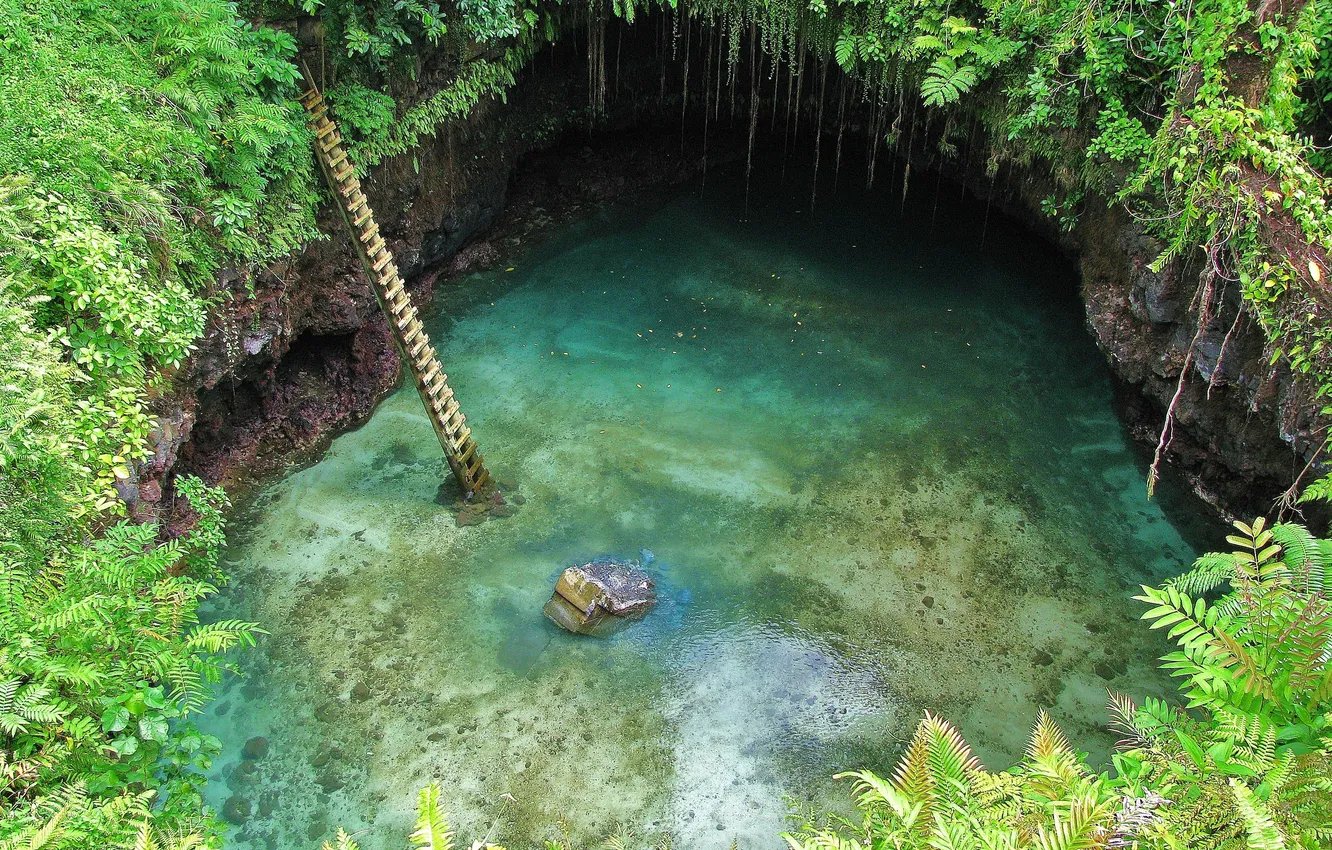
[299,66,490,495]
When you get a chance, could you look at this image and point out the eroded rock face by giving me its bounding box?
[1075,201,1315,517]
[543,559,657,636]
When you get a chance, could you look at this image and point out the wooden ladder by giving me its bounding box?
[298,73,490,496]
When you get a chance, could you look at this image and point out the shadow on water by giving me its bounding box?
[197,155,1226,850]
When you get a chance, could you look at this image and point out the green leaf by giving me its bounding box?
[138,716,168,744]
[102,705,130,733]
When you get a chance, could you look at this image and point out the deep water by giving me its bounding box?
[198,160,1221,850]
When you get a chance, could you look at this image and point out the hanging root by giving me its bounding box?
[1207,299,1244,400]
[1147,363,1191,499]
[1148,262,1221,497]
[810,57,828,211]
[586,8,607,123]
[744,22,759,217]
[1275,446,1326,518]
[833,74,847,190]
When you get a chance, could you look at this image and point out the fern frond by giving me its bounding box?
[1271,523,1323,589]
[1024,711,1087,797]
[322,829,361,850]
[837,769,919,823]
[1106,691,1153,750]
[1230,779,1287,850]
[1165,552,1239,595]
[409,782,454,850]
[1034,792,1114,850]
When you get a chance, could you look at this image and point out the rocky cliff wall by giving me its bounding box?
[130,27,1322,529]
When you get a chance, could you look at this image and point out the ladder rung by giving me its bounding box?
[415,346,436,366]
[372,252,391,273]
[458,442,477,464]
[319,133,342,153]
[308,105,328,123]
[409,337,428,359]
[389,297,409,318]
[316,121,336,139]
[334,167,356,185]
[351,205,372,227]
[429,373,450,394]
[420,362,441,386]
[365,237,386,257]
[360,222,380,243]
[327,150,348,170]
[403,324,424,346]
[383,278,403,300]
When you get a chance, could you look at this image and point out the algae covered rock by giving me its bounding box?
[223,795,252,824]
[242,735,269,760]
[543,558,656,636]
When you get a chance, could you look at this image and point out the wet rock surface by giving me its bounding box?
[223,795,252,824]
[544,559,657,635]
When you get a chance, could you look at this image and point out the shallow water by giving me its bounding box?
[199,161,1220,850]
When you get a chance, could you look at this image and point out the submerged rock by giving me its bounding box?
[242,736,269,760]
[223,795,252,824]
[543,558,656,636]
[456,510,486,527]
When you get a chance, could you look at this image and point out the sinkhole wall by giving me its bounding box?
[134,12,1321,529]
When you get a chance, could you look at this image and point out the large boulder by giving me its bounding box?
[543,558,655,636]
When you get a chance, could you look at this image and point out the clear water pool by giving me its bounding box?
[198,161,1218,850]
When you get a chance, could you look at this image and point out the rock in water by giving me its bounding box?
[544,558,656,636]
[222,796,252,824]
[242,736,269,760]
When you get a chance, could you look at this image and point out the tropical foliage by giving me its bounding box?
[0,0,285,844]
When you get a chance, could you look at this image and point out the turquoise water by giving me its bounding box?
[198,162,1217,850]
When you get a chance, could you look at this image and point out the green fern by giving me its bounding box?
[920,56,978,106]
[1231,779,1287,850]
[409,782,455,850]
